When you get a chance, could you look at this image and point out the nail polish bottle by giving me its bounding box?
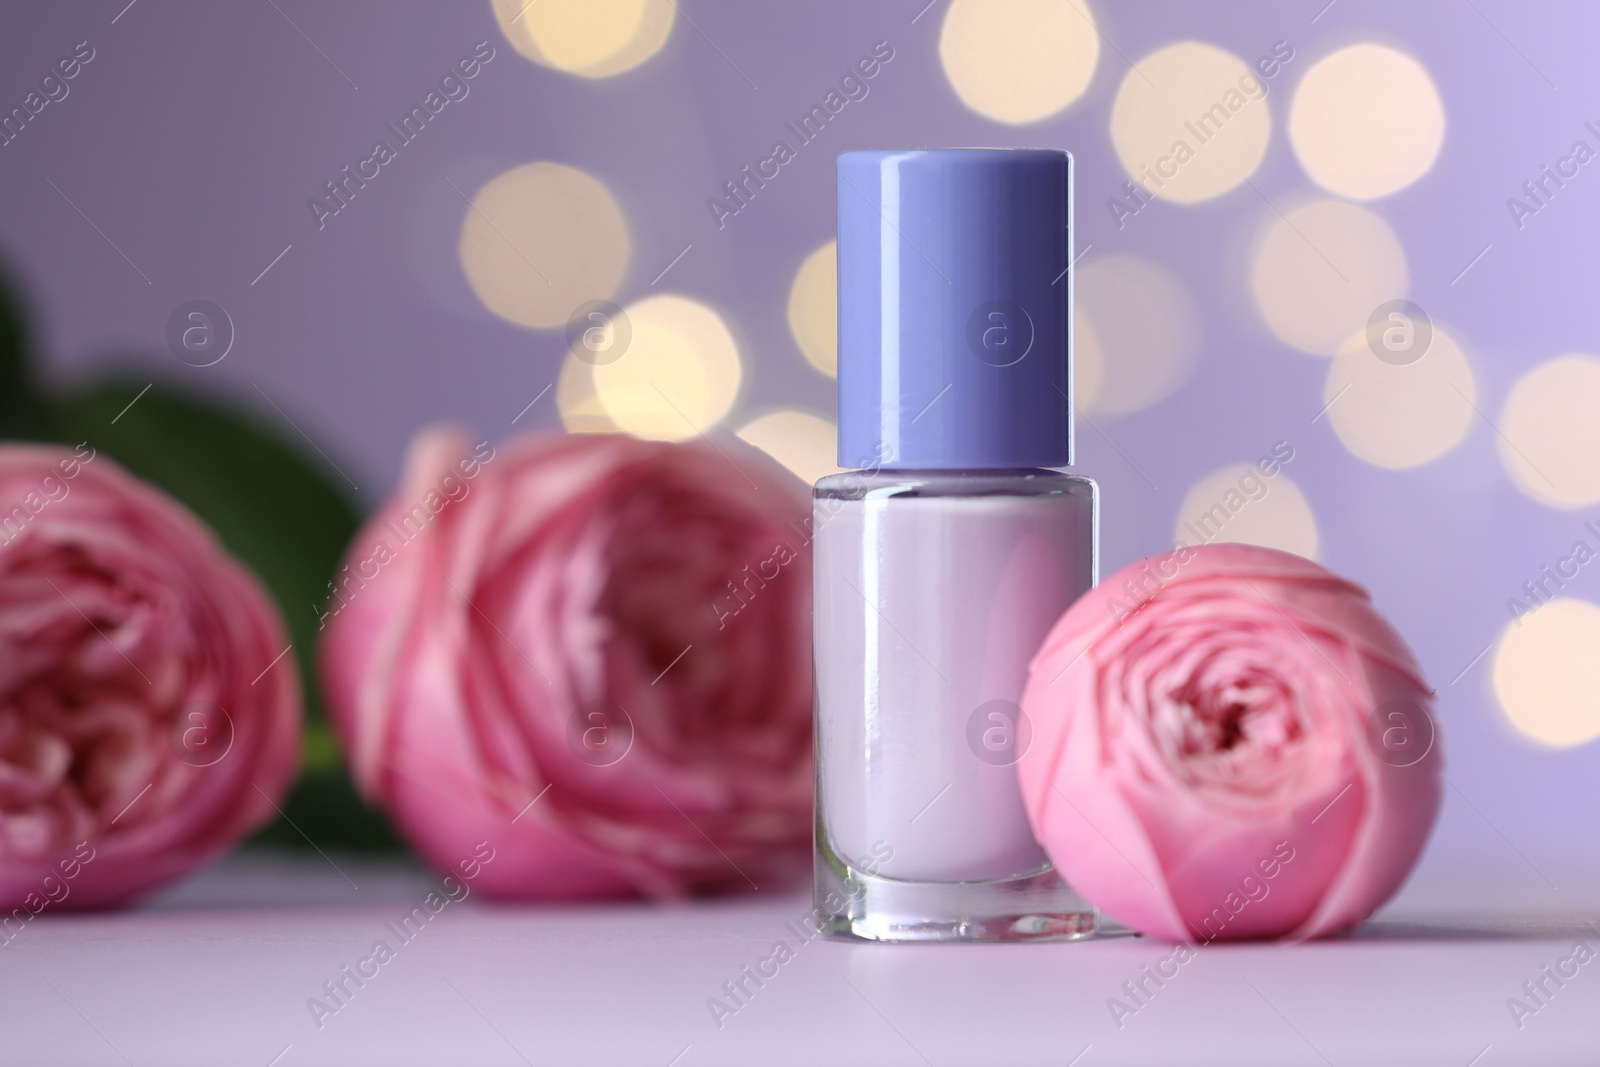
[814,149,1098,941]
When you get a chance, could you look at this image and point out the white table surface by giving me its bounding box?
[2,850,1597,1067]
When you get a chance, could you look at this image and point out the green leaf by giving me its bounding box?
[250,753,406,853]
[0,260,37,436]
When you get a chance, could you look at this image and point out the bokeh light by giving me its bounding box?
[787,240,836,378]
[938,0,1100,125]
[591,294,742,440]
[1074,313,1104,411]
[1493,598,1600,749]
[556,352,619,433]
[1324,326,1476,469]
[491,0,674,78]
[1076,254,1202,415]
[1498,354,1600,509]
[1251,199,1409,356]
[459,162,631,330]
[1290,43,1445,200]
[1174,463,1319,560]
[736,410,841,485]
[1109,41,1272,204]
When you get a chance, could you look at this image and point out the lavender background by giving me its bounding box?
[0,0,1594,893]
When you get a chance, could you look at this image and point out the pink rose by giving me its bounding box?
[0,444,301,914]
[1020,543,1441,941]
[321,429,814,899]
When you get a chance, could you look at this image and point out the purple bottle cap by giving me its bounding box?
[836,149,1073,470]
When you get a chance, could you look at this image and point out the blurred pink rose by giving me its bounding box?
[321,429,814,899]
[1020,543,1441,941]
[0,444,301,914]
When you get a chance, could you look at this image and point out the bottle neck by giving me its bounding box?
[815,467,1095,500]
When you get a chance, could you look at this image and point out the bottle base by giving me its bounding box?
[815,849,1100,943]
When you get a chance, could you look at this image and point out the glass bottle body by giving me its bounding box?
[812,467,1098,941]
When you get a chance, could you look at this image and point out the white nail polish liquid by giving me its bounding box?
[815,473,1096,867]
